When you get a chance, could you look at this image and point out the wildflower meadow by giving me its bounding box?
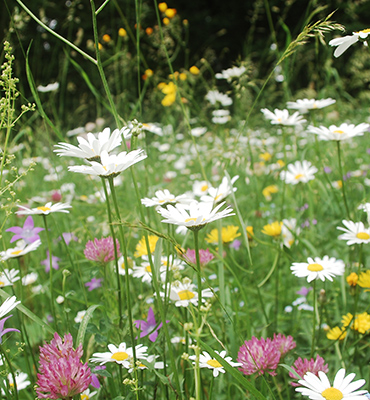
[2,1,370,400]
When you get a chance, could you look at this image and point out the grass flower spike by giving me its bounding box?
[295,369,367,400]
[158,201,234,231]
[290,256,345,282]
[54,127,124,161]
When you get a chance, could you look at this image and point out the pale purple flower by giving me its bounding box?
[6,216,44,244]
[272,333,296,356]
[237,336,281,376]
[41,251,61,273]
[91,366,106,389]
[85,278,102,291]
[184,248,215,266]
[0,316,20,343]
[230,239,242,250]
[324,166,332,174]
[134,307,168,342]
[84,237,120,264]
[296,286,312,296]
[36,333,91,399]
[58,233,78,246]
[289,355,329,386]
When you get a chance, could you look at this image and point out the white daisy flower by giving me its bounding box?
[307,123,369,141]
[0,269,20,287]
[337,220,370,245]
[329,29,370,58]
[212,109,230,124]
[141,189,191,208]
[261,108,306,126]
[68,149,147,178]
[282,218,300,248]
[116,256,135,276]
[190,127,208,137]
[158,201,234,231]
[164,280,213,307]
[205,90,233,106]
[142,123,164,136]
[129,355,165,373]
[290,256,345,282]
[295,368,367,400]
[37,82,59,93]
[4,371,30,392]
[22,272,38,286]
[358,203,370,226]
[189,350,242,377]
[132,260,167,283]
[171,336,192,345]
[0,240,41,261]
[16,202,72,215]
[286,98,336,114]
[0,296,20,319]
[74,310,87,323]
[80,388,97,400]
[280,161,318,185]
[54,127,124,161]
[200,175,238,204]
[215,66,246,80]
[193,181,210,197]
[90,343,148,368]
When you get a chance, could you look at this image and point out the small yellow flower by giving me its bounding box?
[277,159,285,168]
[246,226,254,239]
[102,34,111,43]
[158,2,168,12]
[189,66,200,75]
[165,8,177,18]
[347,272,359,287]
[145,27,153,35]
[326,326,347,341]
[161,93,176,106]
[205,226,241,245]
[259,152,272,162]
[261,221,282,237]
[358,270,370,288]
[134,235,159,258]
[179,72,187,81]
[262,185,278,201]
[118,28,127,37]
[143,69,153,80]
[334,180,343,189]
[342,312,370,334]
[157,82,166,90]
[163,17,170,25]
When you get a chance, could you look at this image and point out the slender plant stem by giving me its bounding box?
[336,141,350,219]
[310,280,317,357]
[193,230,202,327]
[42,215,57,328]
[0,344,19,400]
[217,219,225,307]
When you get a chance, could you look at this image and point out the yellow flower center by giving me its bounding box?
[357,232,370,240]
[10,250,22,256]
[321,388,343,400]
[357,28,370,34]
[201,184,208,192]
[307,263,323,271]
[0,281,5,287]
[81,395,89,400]
[207,359,222,368]
[111,351,129,361]
[295,173,304,180]
[177,290,195,300]
[185,217,198,223]
[37,206,51,212]
[145,265,152,273]
[333,130,344,134]
[214,193,223,201]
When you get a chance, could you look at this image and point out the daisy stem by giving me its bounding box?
[336,141,351,219]
[209,375,215,400]
[310,280,317,357]
[42,215,57,329]
[272,375,284,400]
[193,230,202,327]
[217,219,225,307]
[0,343,18,400]
[101,179,123,332]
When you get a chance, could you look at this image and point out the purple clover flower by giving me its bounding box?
[289,355,328,386]
[36,333,91,399]
[184,248,215,267]
[272,333,296,356]
[6,216,44,244]
[41,251,61,273]
[84,237,120,264]
[85,278,102,291]
[134,307,169,342]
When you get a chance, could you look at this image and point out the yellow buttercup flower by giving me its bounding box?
[179,72,187,81]
[346,272,358,287]
[158,2,168,12]
[134,235,159,258]
[118,28,127,37]
[205,226,241,245]
[163,17,170,25]
[259,152,272,162]
[342,312,370,334]
[262,185,278,201]
[246,226,254,239]
[145,27,153,35]
[165,8,177,18]
[102,34,111,43]
[326,326,347,341]
[261,221,282,237]
[358,270,370,289]
[189,66,200,75]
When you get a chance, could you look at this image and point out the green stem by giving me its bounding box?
[217,219,225,307]
[310,280,317,357]
[42,215,57,328]
[193,230,202,327]
[336,141,350,219]
[0,344,19,400]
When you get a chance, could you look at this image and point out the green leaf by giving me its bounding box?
[76,304,100,347]
[279,363,301,380]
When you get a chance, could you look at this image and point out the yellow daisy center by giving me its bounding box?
[307,263,323,272]
[333,130,344,134]
[0,281,5,287]
[201,184,208,192]
[10,250,23,256]
[207,359,222,368]
[177,290,195,300]
[111,351,129,361]
[37,206,51,212]
[357,232,370,240]
[357,28,370,34]
[295,173,304,180]
[214,193,223,201]
[185,217,198,223]
[145,265,152,273]
[321,387,343,400]
[81,395,89,400]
